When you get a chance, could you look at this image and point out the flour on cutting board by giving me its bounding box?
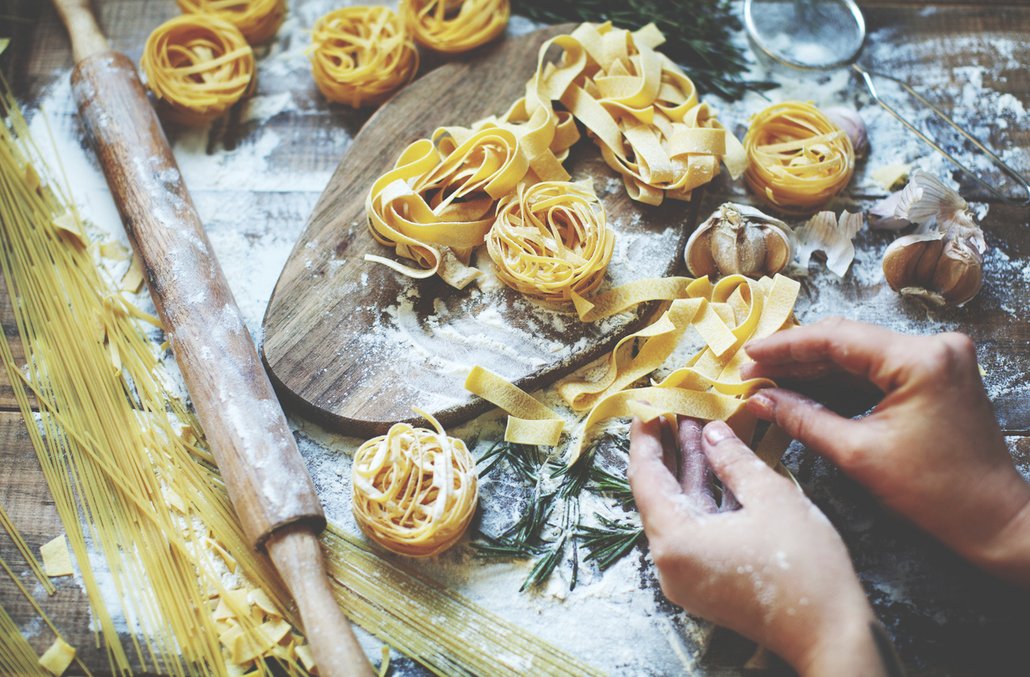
[16,1,1030,674]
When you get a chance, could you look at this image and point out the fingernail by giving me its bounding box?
[748,392,775,418]
[703,420,734,445]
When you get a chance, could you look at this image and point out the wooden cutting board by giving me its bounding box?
[261,24,703,436]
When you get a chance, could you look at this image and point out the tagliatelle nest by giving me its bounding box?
[743,100,855,215]
[486,180,614,303]
[140,14,255,125]
[352,413,478,558]
[309,6,420,108]
[399,0,509,53]
[176,0,286,44]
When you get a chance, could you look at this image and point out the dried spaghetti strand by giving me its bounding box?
[0,503,55,594]
[141,14,255,125]
[399,0,509,54]
[352,411,478,558]
[487,180,614,304]
[176,0,286,44]
[0,596,42,675]
[743,100,855,215]
[309,6,419,109]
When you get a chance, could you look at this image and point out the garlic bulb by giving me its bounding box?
[880,172,987,306]
[882,230,984,306]
[685,203,793,278]
[824,106,868,158]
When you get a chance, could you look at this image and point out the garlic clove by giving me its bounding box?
[685,203,793,279]
[824,106,868,158]
[684,226,717,277]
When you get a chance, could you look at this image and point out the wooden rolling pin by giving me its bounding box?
[51,1,372,675]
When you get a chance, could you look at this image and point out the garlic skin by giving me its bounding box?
[824,106,868,158]
[685,203,793,278]
[880,173,987,306]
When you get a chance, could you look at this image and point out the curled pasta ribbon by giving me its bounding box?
[309,7,419,109]
[465,274,801,464]
[487,180,614,303]
[399,0,509,54]
[551,22,745,205]
[141,15,255,125]
[744,101,855,215]
[352,410,478,557]
[176,0,286,44]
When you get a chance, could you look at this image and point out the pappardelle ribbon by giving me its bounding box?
[465,273,801,465]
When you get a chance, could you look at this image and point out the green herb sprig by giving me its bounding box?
[512,0,775,100]
[578,514,645,571]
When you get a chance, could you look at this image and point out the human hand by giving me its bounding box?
[742,318,1030,587]
[628,416,887,676]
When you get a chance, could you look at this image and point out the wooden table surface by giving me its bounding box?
[1,1,1028,675]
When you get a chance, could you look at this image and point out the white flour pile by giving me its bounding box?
[16,1,1030,674]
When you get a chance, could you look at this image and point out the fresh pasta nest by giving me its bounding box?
[399,0,509,54]
[352,414,478,557]
[310,6,420,108]
[743,100,855,215]
[176,0,286,44]
[487,180,614,303]
[141,14,255,125]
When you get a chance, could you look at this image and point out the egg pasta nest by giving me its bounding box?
[399,0,510,54]
[352,413,478,558]
[486,180,614,303]
[141,14,255,125]
[176,0,286,44]
[310,6,420,108]
[743,100,855,215]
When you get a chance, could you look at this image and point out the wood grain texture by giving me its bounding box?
[262,24,703,436]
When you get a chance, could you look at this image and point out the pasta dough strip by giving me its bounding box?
[464,274,801,463]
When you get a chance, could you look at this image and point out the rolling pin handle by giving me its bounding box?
[51,0,109,62]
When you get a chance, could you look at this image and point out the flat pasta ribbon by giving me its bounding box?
[352,410,478,557]
[487,180,614,303]
[550,22,746,205]
[309,6,420,108]
[464,366,564,446]
[464,274,801,465]
[399,0,510,54]
[176,0,286,44]
[563,273,800,462]
[141,14,255,125]
[744,100,855,215]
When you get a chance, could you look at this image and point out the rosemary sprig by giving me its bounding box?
[477,440,547,481]
[512,0,775,100]
[588,465,635,510]
[522,498,580,591]
[577,514,645,571]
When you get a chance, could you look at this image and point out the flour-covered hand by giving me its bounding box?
[629,417,887,676]
[742,318,1030,587]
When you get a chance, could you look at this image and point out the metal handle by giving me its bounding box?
[853,63,1030,206]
